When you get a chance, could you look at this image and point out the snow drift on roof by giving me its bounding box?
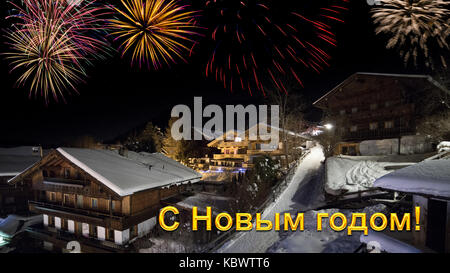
[57,148,201,197]
[0,146,44,176]
[374,159,450,198]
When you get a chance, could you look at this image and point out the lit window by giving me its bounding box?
[385,101,392,107]
[350,125,358,132]
[370,103,378,110]
[339,110,346,115]
[369,122,378,130]
[49,192,56,202]
[385,121,394,129]
[234,137,242,142]
[351,107,358,113]
[91,198,98,209]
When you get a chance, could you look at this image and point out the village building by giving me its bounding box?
[207,123,307,173]
[313,72,449,155]
[7,147,201,253]
[373,157,450,253]
[0,146,45,216]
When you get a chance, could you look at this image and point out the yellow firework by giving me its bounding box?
[110,0,200,69]
[5,21,84,103]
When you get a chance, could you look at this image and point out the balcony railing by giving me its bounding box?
[213,154,246,160]
[29,200,124,221]
[342,127,414,141]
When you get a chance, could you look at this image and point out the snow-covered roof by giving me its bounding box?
[374,159,450,199]
[54,148,201,197]
[207,122,307,147]
[0,146,44,177]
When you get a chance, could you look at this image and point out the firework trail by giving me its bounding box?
[371,0,450,68]
[198,0,348,96]
[110,0,202,69]
[4,0,111,103]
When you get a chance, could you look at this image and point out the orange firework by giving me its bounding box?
[110,0,201,69]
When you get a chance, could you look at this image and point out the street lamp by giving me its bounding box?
[324,123,333,130]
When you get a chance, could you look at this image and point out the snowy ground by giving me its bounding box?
[267,204,386,253]
[216,146,391,253]
[138,238,188,253]
[218,146,327,253]
[325,157,415,195]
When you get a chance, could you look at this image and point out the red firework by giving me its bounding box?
[200,0,348,96]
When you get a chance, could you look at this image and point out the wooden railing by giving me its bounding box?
[29,200,124,221]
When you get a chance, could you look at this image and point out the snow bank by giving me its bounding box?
[359,136,433,156]
[0,215,42,238]
[139,238,187,253]
[176,193,234,214]
[360,231,421,253]
[437,141,450,152]
[325,157,413,195]
[268,204,387,253]
[374,159,450,198]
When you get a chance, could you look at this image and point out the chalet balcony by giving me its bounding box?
[213,154,246,160]
[43,177,87,187]
[342,127,415,142]
[28,200,160,231]
[29,200,123,225]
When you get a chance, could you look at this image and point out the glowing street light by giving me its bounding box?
[324,123,333,130]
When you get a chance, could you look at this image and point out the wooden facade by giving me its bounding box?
[9,149,197,253]
[314,73,448,155]
[0,176,32,216]
[207,129,286,172]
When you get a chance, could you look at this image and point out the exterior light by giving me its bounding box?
[324,124,333,130]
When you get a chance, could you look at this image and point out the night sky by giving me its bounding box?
[0,0,431,147]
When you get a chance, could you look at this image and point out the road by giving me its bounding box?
[218,146,325,253]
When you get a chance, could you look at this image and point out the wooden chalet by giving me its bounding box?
[374,158,450,253]
[8,148,201,253]
[0,146,44,216]
[207,123,306,172]
[313,73,449,155]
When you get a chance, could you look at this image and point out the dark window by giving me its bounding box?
[63,219,69,231]
[76,222,82,235]
[64,169,70,179]
[90,225,97,237]
[107,228,115,242]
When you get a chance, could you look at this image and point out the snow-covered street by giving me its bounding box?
[218,146,326,253]
[217,146,390,253]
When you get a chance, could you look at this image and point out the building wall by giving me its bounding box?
[42,213,154,247]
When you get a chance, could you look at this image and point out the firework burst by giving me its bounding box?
[199,0,348,96]
[4,0,111,103]
[5,20,84,101]
[110,0,201,69]
[371,0,450,68]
